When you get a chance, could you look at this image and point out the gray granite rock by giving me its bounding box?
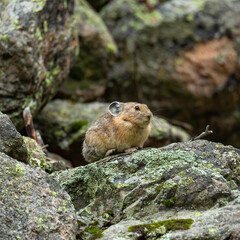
[0,152,77,240]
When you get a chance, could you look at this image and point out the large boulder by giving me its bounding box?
[60,0,118,102]
[52,140,240,239]
[100,0,240,147]
[0,0,77,129]
[0,152,77,239]
[36,99,190,166]
[0,112,28,162]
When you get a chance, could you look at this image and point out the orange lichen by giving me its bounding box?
[173,37,237,97]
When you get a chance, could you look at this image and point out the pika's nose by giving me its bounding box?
[147,114,152,120]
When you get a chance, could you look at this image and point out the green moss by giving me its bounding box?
[75,45,80,57]
[43,20,48,32]
[64,0,67,8]
[71,120,88,132]
[0,34,8,42]
[52,191,57,197]
[31,0,47,11]
[10,18,21,30]
[155,184,164,193]
[209,228,217,235]
[128,219,194,234]
[52,66,60,76]
[195,212,203,217]
[84,221,103,239]
[15,165,25,175]
[101,209,114,220]
[35,27,43,41]
[106,42,117,54]
[38,217,44,223]
[186,13,194,22]
[161,197,176,207]
[129,1,163,26]
[175,57,184,66]
[5,164,25,177]
[84,226,103,239]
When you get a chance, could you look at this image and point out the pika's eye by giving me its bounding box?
[135,106,140,111]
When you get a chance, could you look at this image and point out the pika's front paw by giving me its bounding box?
[105,149,117,157]
[124,147,138,153]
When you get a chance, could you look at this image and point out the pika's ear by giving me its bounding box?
[108,101,122,116]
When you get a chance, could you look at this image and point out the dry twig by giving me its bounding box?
[190,125,213,141]
[23,106,38,142]
[23,107,48,153]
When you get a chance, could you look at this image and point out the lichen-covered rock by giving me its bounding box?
[101,0,240,147]
[100,199,240,239]
[52,140,240,239]
[36,99,190,166]
[60,0,117,102]
[0,152,77,239]
[0,112,28,163]
[23,136,72,173]
[0,0,77,129]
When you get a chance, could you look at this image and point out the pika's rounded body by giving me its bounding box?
[82,102,152,163]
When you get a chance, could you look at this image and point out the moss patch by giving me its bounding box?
[84,221,103,239]
[128,218,194,234]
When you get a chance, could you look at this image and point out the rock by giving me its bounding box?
[36,99,190,166]
[52,140,240,239]
[59,0,117,102]
[149,116,190,147]
[0,0,77,129]
[0,112,28,163]
[47,152,73,172]
[23,136,72,173]
[100,200,240,239]
[0,152,77,239]
[100,0,240,147]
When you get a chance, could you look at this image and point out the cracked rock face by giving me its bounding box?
[0,152,77,240]
[0,0,77,129]
[52,140,240,239]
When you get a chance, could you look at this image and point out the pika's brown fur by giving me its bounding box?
[82,101,152,163]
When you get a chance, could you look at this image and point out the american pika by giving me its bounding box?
[82,101,152,163]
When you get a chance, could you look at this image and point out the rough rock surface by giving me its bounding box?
[0,152,77,239]
[101,0,240,147]
[0,0,77,129]
[0,112,28,162]
[23,137,72,173]
[60,0,117,102]
[36,99,190,166]
[52,140,240,239]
